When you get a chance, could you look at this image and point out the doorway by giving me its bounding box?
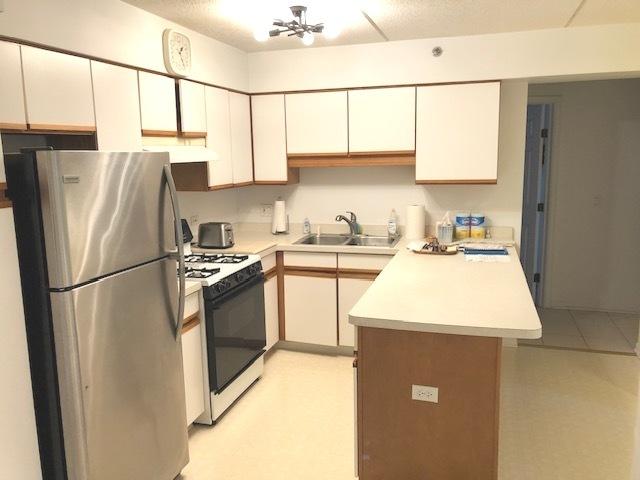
[520,103,552,306]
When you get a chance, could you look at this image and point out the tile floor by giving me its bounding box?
[179,347,640,480]
[519,308,639,354]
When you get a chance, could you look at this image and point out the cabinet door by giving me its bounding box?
[0,210,43,478]
[285,91,348,154]
[91,62,142,151]
[21,46,95,131]
[0,41,27,130]
[416,82,500,184]
[252,94,288,183]
[138,71,178,135]
[229,92,253,185]
[338,277,373,347]
[182,321,205,426]
[205,87,233,188]
[348,87,416,153]
[178,80,206,135]
[284,275,337,346]
[264,276,279,350]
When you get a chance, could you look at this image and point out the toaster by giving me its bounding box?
[198,222,234,249]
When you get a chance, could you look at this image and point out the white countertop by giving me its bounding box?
[184,280,202,296]
[349,247,541,339]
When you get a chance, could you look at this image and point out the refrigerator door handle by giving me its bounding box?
[164,164,185,340]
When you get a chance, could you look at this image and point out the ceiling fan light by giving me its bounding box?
[301,32,314,46]
[253,27,269,42]
[323,23,341,39]
[269,29,281,37]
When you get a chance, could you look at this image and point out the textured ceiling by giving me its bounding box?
[122,0,640,52]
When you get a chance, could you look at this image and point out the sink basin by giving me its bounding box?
[347,235,401,247]
[294,234,400,247]
[294,234,352,245]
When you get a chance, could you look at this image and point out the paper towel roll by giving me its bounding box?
[272,200,288,234]
[405,204,426,240]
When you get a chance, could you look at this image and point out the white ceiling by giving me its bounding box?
[123,0,640,52]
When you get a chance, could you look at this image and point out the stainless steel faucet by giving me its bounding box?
[335,211,358,235]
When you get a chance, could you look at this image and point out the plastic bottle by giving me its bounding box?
[387,209,398,237]
[303,217,311,234]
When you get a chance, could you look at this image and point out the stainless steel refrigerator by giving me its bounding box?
[5,150,188,480]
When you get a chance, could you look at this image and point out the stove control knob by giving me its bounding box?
[235,272,244,282]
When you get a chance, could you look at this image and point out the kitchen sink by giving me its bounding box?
[294,234,400,247]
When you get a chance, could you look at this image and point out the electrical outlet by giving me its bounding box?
[412,384,439,403]
[189,215,199,225]
[260,204,273,217]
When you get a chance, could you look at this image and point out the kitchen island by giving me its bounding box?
[349,248,541,480]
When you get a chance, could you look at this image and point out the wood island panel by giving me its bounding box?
[357,327,501,480]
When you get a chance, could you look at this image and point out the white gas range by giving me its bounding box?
[180,252,266,424]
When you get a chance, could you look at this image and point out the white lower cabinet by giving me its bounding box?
[181,290,205,426]
[284,274,337,346]
[264,275,279,350]
[0,209,42,479]
[338,278,373,347]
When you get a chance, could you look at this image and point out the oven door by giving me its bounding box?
[205,273,266,393]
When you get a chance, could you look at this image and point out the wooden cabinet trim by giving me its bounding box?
[232,181,254,188]
[264,266,277,281]
[28,123,96,133]
[208,183,235,191]
[179,131,207,138]
[337,268,381,281]
[181,314,201,334]
[284,266,337,279]
[141,129,179,137]
[416,179,497,185]
[170,162,210,191]
[0,122,28,131]
[288,151,415,168]
[0,183,11,209]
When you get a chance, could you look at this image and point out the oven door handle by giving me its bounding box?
[164,164,185,341]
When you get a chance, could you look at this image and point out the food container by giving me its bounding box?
[470,226,486,239]
[455,211,470,239]
[437,223,454,244]
[470,213,485,227]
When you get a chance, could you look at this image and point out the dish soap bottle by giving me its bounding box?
[387,209,398,237]
[303,217,311,234]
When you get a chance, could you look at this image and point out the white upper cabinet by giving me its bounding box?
[252,94,288,183]
[348,87,416,153]
[205,86,233,188]
[21,46,94,131]
[138,71,178,134]
[229,92,253,185]
[178,79,206,135]
[91,62,142,151]
[0,42,26,129]
[416,82,500,184]
[285,91,348,154]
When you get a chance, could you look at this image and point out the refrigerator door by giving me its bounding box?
[49,258,188,480]
[36,150,175,289]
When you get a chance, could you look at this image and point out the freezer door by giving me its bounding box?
[36,150,175,289]
[49,259,188,480]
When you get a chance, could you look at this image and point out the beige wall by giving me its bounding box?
[530,79,640,313]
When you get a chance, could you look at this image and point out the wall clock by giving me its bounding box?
[162,29,191,77]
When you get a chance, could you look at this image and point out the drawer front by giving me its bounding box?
[184,291,200,320]
[338,254,393,271]
[261,252,277,272]
[284,252,337,269]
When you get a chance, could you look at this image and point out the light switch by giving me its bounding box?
[412,384,438,403]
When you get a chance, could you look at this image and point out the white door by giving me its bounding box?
[0,41,27,130]
[285,91,348,154]
[0,209,43,479]
[338,278,373,347]
[21,46,95,131]
[264,276,279,350]
[348,87,416,153]
[178,80,206,135]
[252,94,288,183]
[416,82,500,183]
[91,62,142,151]
[284,275,337,346]
[205,86,233,188]
[229,92,253,185]
[138,71,178,134]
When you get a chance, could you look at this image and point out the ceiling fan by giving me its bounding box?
[254,5,338,46]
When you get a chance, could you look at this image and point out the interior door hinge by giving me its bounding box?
[537,203,545,212]
[533,273,541,283]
